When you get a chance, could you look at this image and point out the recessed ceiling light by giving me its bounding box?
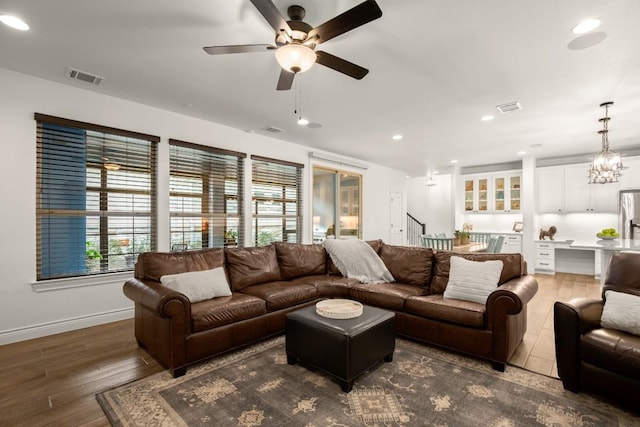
[433,170,439,175]
[450,160,458,164]
[0,15,29,30]
[517,151,527,155]
[297,117,309,126]
[572,18,601,34]
[392,134,403,141]
[481,115,495,121]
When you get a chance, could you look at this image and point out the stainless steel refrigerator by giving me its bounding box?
[619,190,640,240]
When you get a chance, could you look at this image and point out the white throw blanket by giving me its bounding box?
[322,239,394,284]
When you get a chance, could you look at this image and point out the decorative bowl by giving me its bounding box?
[316,299,363,319]
[596,233,618,240]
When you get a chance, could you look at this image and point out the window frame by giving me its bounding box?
[168,139,246,250]
[251,155,304,246]
[35,113,159,281]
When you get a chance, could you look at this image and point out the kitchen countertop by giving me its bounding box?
[569,239,640,252]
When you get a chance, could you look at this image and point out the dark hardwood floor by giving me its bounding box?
[0,273,601,426]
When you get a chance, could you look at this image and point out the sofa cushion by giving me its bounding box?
[191,293,267,332]
[431,252,524,294]
[601,290,640,336]
[327,239,384,275]
[275,242,327,280]
[239,281,318,311]
[443,256,503,304]
[160,267,231,302]
[580,328,640,381]
[288,275,358,298]
[225,246,282,291]
[136,248,225,282]
[349,282,428,311]
[379,244,434,288]
[405,295,486,328]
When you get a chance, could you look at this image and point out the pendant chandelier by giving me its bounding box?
[588,101,624,184]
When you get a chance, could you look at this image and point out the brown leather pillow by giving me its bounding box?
[225,245,282,291]
[431,251,524,294]
[379,244,434,288]
[275,242,327,280]
[137,248,225,282]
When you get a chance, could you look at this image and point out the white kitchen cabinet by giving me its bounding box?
[493,174,521,213]
[619,156,640,190]
[536,167,564,213]
[537,164,619,213]
[535,241,555,273]
[463,171,521,213]
[501,234,522,253]
[463,176,489,213]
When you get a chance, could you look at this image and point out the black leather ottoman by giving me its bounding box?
[285,304,395,392]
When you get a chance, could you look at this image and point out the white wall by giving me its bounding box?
[407,174,453,235]
[0,68,406,344]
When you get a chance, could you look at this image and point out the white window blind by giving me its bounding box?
[35,113,158,280]
[169,139,245,249]
[251,155,304,245]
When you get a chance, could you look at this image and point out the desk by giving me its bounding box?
[570,239,640,284]
[453,243,487,253]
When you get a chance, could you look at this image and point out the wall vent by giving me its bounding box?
[65,67,105,85]
[262,125,285,134]
[496,101,522,113]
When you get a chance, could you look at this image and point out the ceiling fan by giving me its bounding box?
[203,0,382,90]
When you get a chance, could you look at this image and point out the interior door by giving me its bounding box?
[390,191,403,245]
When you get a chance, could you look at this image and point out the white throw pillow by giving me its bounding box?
[601,290,640,336]
[443,256,504,304]
[160,267,231,302]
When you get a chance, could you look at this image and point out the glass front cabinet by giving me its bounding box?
[464,177,489,213]
[463,172,521,213]
[493,174,521,213]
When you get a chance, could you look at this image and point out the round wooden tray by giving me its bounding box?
[316,299,363,319]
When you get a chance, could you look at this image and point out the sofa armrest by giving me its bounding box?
[486,274,538,318]
[123,278,192,327]
[553,298,604,392]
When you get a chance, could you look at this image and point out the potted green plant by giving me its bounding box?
[453,230,462,246]
[224,229,238,246]
[454,230,470,245]
[86,241,103,272]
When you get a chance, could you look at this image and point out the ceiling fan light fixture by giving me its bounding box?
[275,43,316,74]
[0,15,29,30]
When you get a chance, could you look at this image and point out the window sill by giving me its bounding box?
[31,271,133,292]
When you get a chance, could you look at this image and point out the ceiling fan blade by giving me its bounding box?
[203,44,275,55]
[250,0,292,38]
[315,51,369,80]
[276,69,295,90]
[308,0,382,45]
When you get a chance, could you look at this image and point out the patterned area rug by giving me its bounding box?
[97,337,638,426]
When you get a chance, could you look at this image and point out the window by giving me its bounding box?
[35,114,158,280]
[251,156,303,246]
[169,139,245,249]
[312,167,362,242]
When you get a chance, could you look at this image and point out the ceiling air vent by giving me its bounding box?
[496,101,522,114]
[262,125,285,134]
[65,67,105,85]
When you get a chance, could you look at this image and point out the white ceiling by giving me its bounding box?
[1,0,639,176]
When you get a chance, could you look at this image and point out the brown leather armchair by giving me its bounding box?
[554,252,640,409]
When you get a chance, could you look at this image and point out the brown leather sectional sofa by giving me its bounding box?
[123,240,538,377]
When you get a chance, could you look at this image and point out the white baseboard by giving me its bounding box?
[0,307,134,345]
